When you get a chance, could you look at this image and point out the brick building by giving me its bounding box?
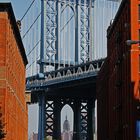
[0,3,28,140]
[97,0,140,140]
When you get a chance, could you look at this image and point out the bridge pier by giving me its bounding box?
[37,97,95,140]
[87,100,94,140]
[73,101,81,140]
[38,93,45,140]
[53,100,61,140]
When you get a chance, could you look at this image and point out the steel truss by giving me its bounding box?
[45,0,57,65]
[45,101,54,137]
[81,102,88,140]
[80,2,90,63]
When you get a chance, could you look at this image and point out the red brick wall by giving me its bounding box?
[0,12,28,140]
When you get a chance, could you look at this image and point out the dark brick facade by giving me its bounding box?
[97,0,140,139]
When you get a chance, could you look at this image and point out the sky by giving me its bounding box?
[0,0,32,19]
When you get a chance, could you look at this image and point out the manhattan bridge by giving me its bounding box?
[21,0,121,139]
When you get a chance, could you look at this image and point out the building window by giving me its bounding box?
[138,30,140,48]
[115,32,122,47]
[139,55,140,72]
[136,120,140,140]
[139,30,140,40]
[139,5,140,21]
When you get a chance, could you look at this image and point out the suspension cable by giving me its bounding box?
[26,56,40,70]
[27,39,41,57]
[60,14,74,32]
[22,12,41,39]
[20,0,36,22]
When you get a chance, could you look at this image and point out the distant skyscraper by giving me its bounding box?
[61,116,73,140]
[30,132,38,140]
[93,0,122,60]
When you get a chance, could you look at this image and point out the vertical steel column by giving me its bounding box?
[40,0,45,73]
[38,1,45,140]
[87,100,94,140]
[53,100,61,140]
[89,0,93,61]
[73,101,81,140]
[38,94,45,140]
[55,1,59,69]
[75,0,79,64]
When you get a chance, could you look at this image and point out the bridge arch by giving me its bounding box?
[60,4,75,63]
[61,104,74,134]
[61,4,75,14]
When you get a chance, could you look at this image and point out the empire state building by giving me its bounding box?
[61,116,73,140]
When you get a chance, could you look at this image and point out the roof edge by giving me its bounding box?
[107,0,128,37]
[0,3,28,66]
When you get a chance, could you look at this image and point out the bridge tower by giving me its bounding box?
[38,0,94,70]
[37,0,94,140]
